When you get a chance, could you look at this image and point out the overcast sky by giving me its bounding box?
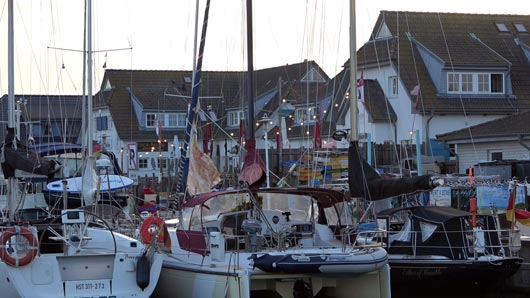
[1,0,530,95]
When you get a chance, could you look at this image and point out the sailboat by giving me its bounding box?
[0,1,164,297]
[154,1,391,297]
[345,9,525,298]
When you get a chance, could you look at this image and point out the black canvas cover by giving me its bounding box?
[348,141,434,200]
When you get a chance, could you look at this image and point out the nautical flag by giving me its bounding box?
[357,71,364,102]
[506,183,530,226]
[410,84,420,96]
[187,138,221,195]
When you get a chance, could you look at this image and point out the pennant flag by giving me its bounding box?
[357,71,364,102]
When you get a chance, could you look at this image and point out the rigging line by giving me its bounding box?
[368,11,401,173]
[403,12,435,167]
[403,13,422,130]
[436,13,480,165]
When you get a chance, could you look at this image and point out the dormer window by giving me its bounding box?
[514,23,528,33]
[447,72,504,94]
[495,22,509,32]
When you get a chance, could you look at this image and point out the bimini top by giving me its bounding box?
[378,206,471,223]
[183,187,350,209]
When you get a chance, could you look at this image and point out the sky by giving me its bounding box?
[1,0,530,96]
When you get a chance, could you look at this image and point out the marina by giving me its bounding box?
[2,0,530,297]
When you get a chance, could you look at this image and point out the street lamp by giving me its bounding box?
[259,113,272,188]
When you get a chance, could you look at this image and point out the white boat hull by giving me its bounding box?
[0,228,164,298]
[155,257,391,298]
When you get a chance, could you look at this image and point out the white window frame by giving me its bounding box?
[295,106,316,124]
[228,110,244,127]
[388,76,398,97]
[447,72,504,94]
[146,113,157,127]
[138,158,148,169]
[168,113,187,128]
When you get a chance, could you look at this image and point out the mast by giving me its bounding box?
[177,0,212,193]
[7,0,15,222]
[246,0,255,140]
[87,0,93,157]
[349,0,358,142]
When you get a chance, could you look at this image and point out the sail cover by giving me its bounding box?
[348,141,434,201]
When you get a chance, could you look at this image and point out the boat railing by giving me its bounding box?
[383,228,521,259]
[342,227,387,250]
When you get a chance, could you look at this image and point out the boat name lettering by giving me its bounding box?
[402,268,442,277]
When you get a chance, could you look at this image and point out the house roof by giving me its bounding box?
[0,94,82,142]
[324,68,396,125]
[358,11,530,115]
[98,60,330,143]
[436,110,530,142]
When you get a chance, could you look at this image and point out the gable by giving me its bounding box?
[376,21,392,39]
[300,67,326,83]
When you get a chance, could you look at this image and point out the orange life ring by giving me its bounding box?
[140,216,171,250]
[0,226,38,267]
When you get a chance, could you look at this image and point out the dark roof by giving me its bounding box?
[0,94,82,142]
[324,68,397,125]
[436,110,530,141]
[363,79,397,122]
[100,61,330,143]
[358,11,530,114]
[97,69,244,142]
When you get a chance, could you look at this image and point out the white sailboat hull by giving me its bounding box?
[156,257,391,298]
[0,228,164,298]
[153,228,391,298]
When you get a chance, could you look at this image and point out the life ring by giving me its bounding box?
[140,216,171,250]
[0,226,38,267]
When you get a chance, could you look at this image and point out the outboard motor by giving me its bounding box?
[293,279,313,298]
[136,253,150,290]
[241,218,262,253]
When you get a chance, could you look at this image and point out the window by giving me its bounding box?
[447,72,504,94]
[96,116,108,131]
[478,74,490,92]
[138,158,148,169]
[388,76,398,96]
[168,113,187,128]
[228,110,244,127]
[491,74,503,93]
[146,113,156,127]
[461,74,473,92]
[495,22,509,32]
[448,73,460,92]
[514,23,527,33]
[491,151,503,161]
[295,106,316,124]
